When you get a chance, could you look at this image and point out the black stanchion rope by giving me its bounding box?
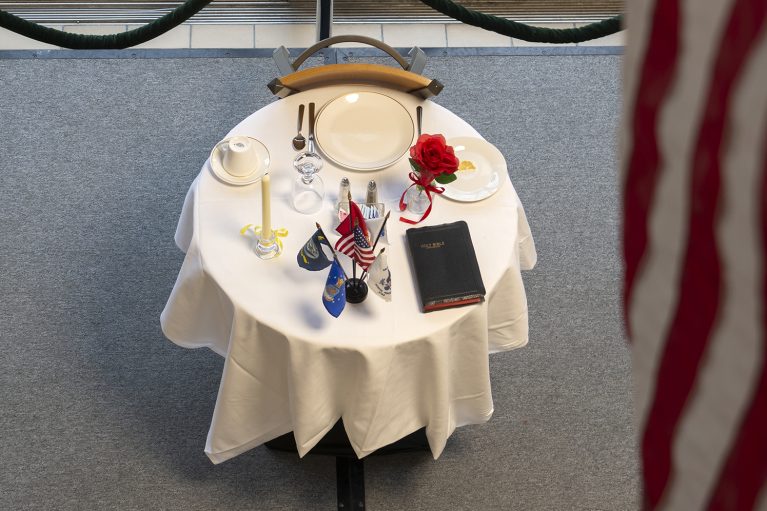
[417,0,622,43]
[0,0,213,49]
[0,0,622,50]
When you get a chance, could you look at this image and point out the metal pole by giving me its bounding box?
[316,0,332,41]
[336,457,365,510]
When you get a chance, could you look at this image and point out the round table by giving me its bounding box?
[161,83,536,463]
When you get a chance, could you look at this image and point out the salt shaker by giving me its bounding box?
[365,180,378,205]
[338,177,351,205]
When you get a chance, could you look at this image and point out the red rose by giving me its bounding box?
[409,134,459,177]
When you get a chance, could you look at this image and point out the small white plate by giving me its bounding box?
[209,136,270,186]
[441,137,506,202]
[315,91,414,172]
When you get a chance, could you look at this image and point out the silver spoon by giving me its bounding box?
[292,104,306,151]
[294,102,322,178]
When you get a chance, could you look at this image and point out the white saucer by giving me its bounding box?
[209,136,270,186]
[441,137,505,202]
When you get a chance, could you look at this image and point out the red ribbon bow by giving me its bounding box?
[398,171,445,225]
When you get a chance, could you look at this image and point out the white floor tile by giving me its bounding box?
[446,23,511,47]
[383,24,447,48]
[126,24,190,49]
[255,24,316,48]
[191,25,254,49]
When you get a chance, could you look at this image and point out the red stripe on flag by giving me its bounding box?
[336,234,355,256]
[640,1,767,507]
[706,110,767,511]
[356,250,375,269]
[337,242,353,255]
[622,0,682,337]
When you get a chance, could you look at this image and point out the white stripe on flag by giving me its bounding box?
[336,234,355,256]
[660,31,767,511]
[356,249,375,269]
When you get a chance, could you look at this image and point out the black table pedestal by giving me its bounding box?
[265,420,429,510]
[336,456,365,511]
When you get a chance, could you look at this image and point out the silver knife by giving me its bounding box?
[307,102,316,152]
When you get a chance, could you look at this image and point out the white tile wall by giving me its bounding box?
[382,24,447,48]
[330,24,384,47]
[0,26,60,49]
[446,24,511,47]
[255,24,315,48]
[126,24,190,49]
[191,25,254,48]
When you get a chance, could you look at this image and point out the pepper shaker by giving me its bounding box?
[365,180,378,205]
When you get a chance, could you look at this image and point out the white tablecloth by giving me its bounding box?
[161,84,537,463]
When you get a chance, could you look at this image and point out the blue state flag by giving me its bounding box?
[322,258,346,318]
[297,229,332,271]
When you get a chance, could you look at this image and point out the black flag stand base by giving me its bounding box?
[345,278,368,303]
[336,457,365,510]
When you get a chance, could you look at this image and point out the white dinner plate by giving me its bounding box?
[315,91,414,171]
[209,136,270,186]
[441,137,506,202]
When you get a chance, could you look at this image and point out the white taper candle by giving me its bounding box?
[261,173,272,238]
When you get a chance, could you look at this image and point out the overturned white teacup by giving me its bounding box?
[222,136,259,177]
[209,135,270,186]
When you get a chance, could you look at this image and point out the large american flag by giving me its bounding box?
[335,225,375,270]
[623,0,767,509]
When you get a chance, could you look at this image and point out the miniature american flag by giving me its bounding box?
[335,225,375,270]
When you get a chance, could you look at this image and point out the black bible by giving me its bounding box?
[406,221,486,312]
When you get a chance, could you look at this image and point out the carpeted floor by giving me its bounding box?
[0,53,635,510]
